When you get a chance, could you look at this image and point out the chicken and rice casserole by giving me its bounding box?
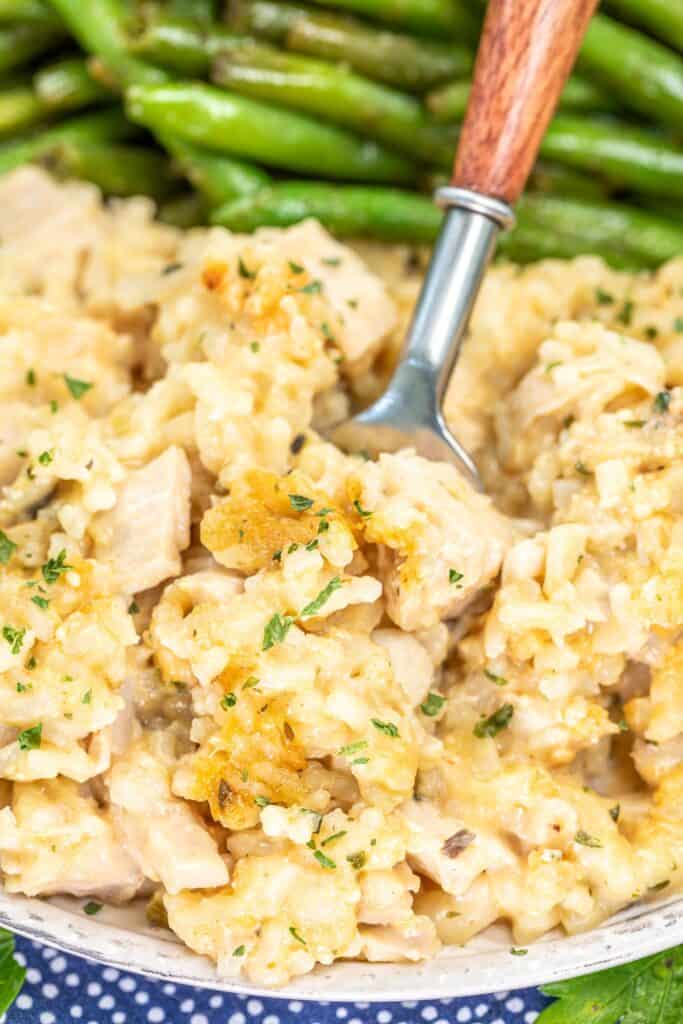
[0,166,682,986]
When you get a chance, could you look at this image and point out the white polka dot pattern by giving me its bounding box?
[4,936,552,1024]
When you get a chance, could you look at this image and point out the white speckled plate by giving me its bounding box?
[1,890,682,1001]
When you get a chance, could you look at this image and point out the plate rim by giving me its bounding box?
[2,891,683,1002]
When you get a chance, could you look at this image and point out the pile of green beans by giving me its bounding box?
[0,0,681,264]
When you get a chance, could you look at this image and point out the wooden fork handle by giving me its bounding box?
[453,0,598,204]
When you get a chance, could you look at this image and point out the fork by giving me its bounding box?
[331,0,598,486]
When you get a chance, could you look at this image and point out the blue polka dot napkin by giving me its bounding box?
[4,934,552,1024]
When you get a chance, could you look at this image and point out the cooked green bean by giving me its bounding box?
[126,82,416,183]
[34,57,113,111]
[603,0,683,56]
[527,161,611,200]
[497,224,639,270]
[0,86,46,137]
[0,21,65,74]
[229,0,472,92]
[301,0,479,39]
[128,16,243,78]
[43,139,180,197]
[211,43,454,165]
[212,181,442,241]
[540,116,683,199]
[159,131,269,205]
[47,0,167,87]
[157,191,207,227]
[427,74,613,121]
[0,0,58,22]
[0,108,139,175]
[579,14,683,132]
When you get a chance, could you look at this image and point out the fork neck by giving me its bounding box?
[402,188,514,405]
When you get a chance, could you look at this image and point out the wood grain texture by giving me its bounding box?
[454,0,598,203]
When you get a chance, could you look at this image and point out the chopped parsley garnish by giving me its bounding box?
[420,692,445,717]
[262,612,294,650]
[353,499,372,518]
[243,676,259,689]
[654,389,671,413]
[0,531,17,565]
[30,595,49,610]
[221,692,237,709]
[510,948,528,956]
[645,325,659,339]
[238,256,256,279]
[82,690,92,705]
[321,831,346,847]
[313,849,336,870]
[289,926,306,946]
[322,257,341,267]
[300,576,341,618]
[41,549,71,583]
[650,880,670,891]
[484,668,508,686]
[574,830,602,848]
[37,449,54,465]
[25,368,36,387]
[351,756,369,765]
[83,902,102,916]
[473,703,513,739]
[3,625,25,654]
[288,494,314,511]
[161,262,182,276]
[371,718,399,738]
[128,600,139,615]
[254,795,271,808]
[17,723,42,751]
[449,569,464,585]
[595,288,613,305]
[290,433,306,454]
[288,261,304,274]
[250,341,260,353]
[575,461,592,476]
[64,374,93,400]
[305,539,319,551]
[321,321,335,341]
[339,740,367,757]
[674,316,683,332]
[347,851,367,870]
[50,399,58,414]
[16,682,28,693]
[26,656,36,670]
[617,299,634,326]
[317,518,330,534]
[272,549,282,562]
[288,543,299,554]
[300,279,322,295]
[624,419,645,428]
[545,361,562,373]
[233,945,246,957]
[609,804,620,822]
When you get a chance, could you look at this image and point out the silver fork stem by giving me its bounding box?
[404,187,515,406]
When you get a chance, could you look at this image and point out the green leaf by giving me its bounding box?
[262,612,295,651]
[64,374,93,400]
[17,723,42,751]
[420,692,445,717]
[538,946,683,1024]
[41,549,72,584]
[473,703,514,738]
[0,928,26,1014]
[0,531,17,565]
[288,494,314,512]
[300,576,341,618]
[371,718,399,738]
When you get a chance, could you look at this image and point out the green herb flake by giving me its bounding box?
[64,374,94,400]
[25,368,36,387]
[300,576,341,618]
[650,879,670,891]
[221,692,237,710]
[321,321,335,341]
[322,257,341,267]
[232,945,246,957]
[83,901,102,916]
[351,756,369,765]
[37,449,54,466]
[473,704,514,739]
[41,549,71,584]
[300,279,322,295]
[26,656,36,670]
[30,595,49,610]
[609,803,620,822]
[313,849,336,870]
[317,519,330,535]
[353,499,372,518]
[262,612,294,651]
[645,325,659,340]
[595,287,613,305]
[420,692,445,717]
[128,600,139,615]
[17,723,42,751]
[238,256,256,280]
[371,718,399,738]
[574,830,602,848]
[674,316,683,332]
[449,568,464,585]
[288,261,304,274]
[617,299,634,326]
[624,419,646,428]
[3,625,25,655]
[82,690,92,705]
[250,341,260,352]
[339,740,367,757]
[545,360,562,373]
[575,461,592,476]
[484,668,508,686]
[288,494,314,512]
[254,795,271,808]
[347,851,366,870]
[654,389,671,413]
[0,531,17,565]
[305,539,319,551]
[321,831,347,847]
[510,948,528,956]
[289,926,307,946]
[50,399,58,414]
